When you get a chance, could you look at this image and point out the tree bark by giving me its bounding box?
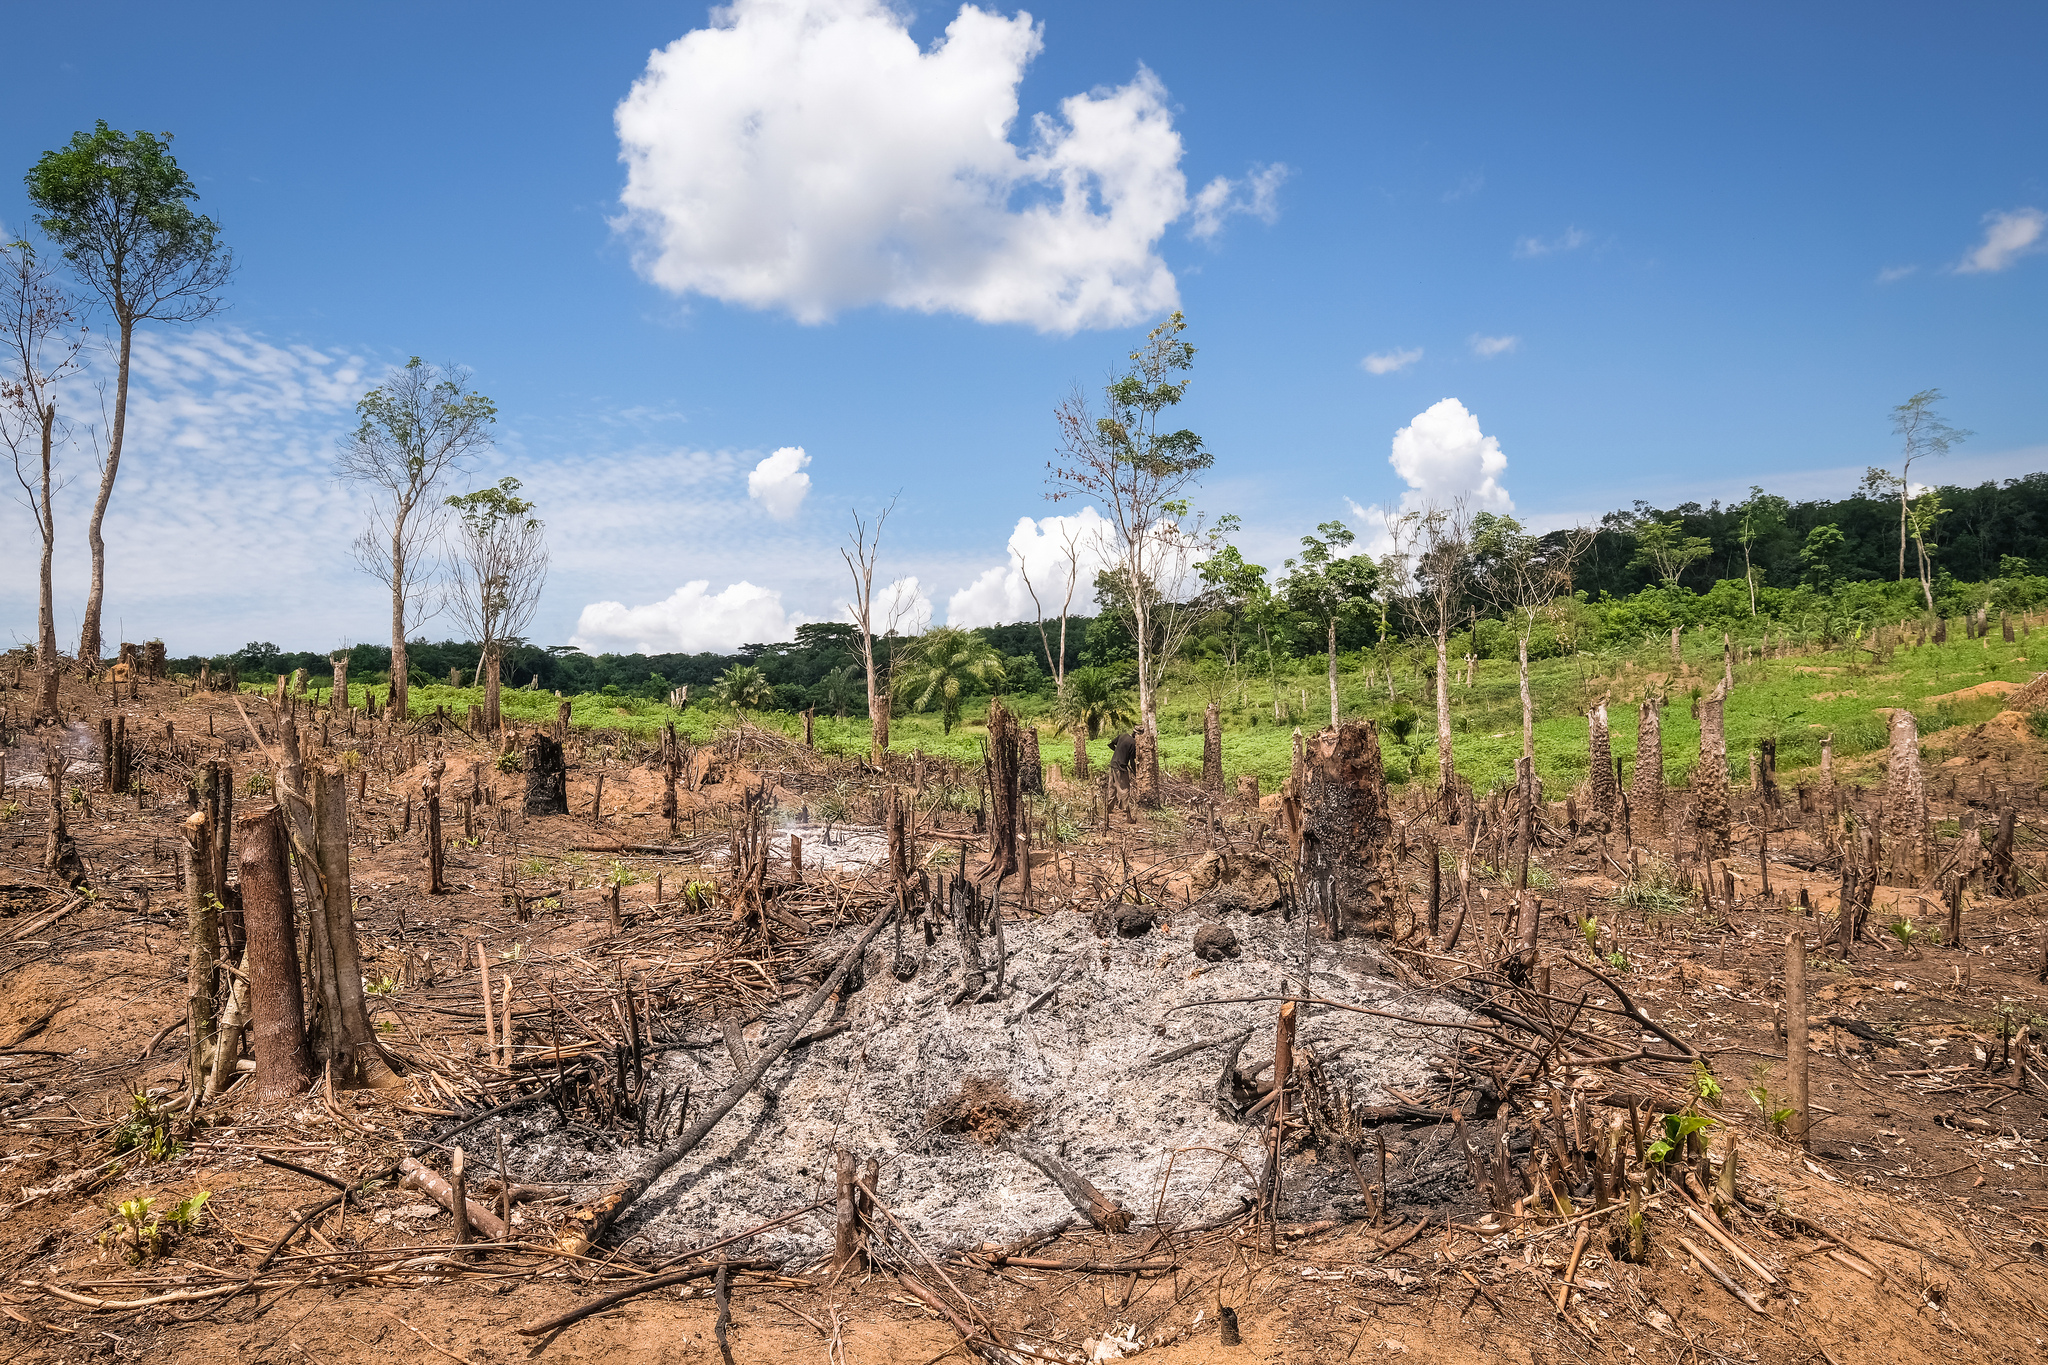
[483,647,502,732]
[1434,625,1455,806]
[1326,618,1340,726]
[986,701,1021,878]
[294,749,396,1088]
[182,811,217,1101]
[1302,720,1395,937]
[1073,729,1089,780]
[1632,696,1665,835]
[237,806,312,1100]
[330,653,349,713]
[1696,682,1731,859]
[1135,728,1161,808]
[77,318,132,668]
[1882,708,1926,884]
[1586,699,1618,831]
[33,399,60,722]
[1020,724,1043,795]
[423,756,447,894]
[524,732,568,814]
[1202,701,1223,793]
[1518,631,1533,760]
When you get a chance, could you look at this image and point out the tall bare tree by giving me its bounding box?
[840,499,903,762]
[445,477,548,731]
[1392,503,1473,806]
[1050,311,1213,757]
[1,241,86,723]
[1471,513,1592,760]
[26,123,231,666]
[336,358,496,720]
[1020,517,1085,695]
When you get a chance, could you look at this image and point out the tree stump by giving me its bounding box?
[1301,720,1395,937]
[1020,725,1043,796]
[1202,701,1223,793]
[1586,699,1617,832]
[523,732,569,816]
[1695,682,1731,859]
[1882,709,1927,884]
[237,806,312,1100]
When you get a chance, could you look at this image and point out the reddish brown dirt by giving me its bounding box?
[1,664,2046,1363]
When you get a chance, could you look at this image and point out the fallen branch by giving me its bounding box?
[556,904,898,1256]
[1000,1136,1132,1233]
[514,1259,776,1337]
[1677,1236,1767,1314]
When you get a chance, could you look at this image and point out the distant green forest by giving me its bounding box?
[169,471,2048,719]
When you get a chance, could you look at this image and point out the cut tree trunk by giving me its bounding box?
[182,811,218,1100]
[1586,699,1617,832]
[1695,682,1731,859]
[1136,728,1161,808]
[1202,702,1223,794]
[1301,720,1395,937]
[423,757,447,894]
[1020,724,1043,796]
[1073,730,1089,780]
[523,732,568,815]
[236,805,312,1100]
[985,701,1021,879]
[330,654,348,713]
[1882,709,1927,884]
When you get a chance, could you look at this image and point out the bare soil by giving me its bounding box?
[1,666,2046,1364]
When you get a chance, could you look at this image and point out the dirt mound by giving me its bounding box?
[1924,678,2019,705]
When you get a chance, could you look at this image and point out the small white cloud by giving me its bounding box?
[946,507,1116,627]
[1955,207,2045,274]
[1876,264,1918,284]
[1469,334,1519,358]
[1361,347,1423,376]
[1513,227,1590,259]
[746,446,811,520]
[571,580,797,654]
[1189,163,1291,240]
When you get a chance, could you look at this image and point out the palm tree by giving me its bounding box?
[710,663,774,716]
[1054,666,1136,740]
[819,664,862,719]
[894,627,1005,734]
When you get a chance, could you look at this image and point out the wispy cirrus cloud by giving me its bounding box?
[1955,207,2045,274]
[1513,226,1590,259]
[1876,264,1918,284]
[1360,346,1422,375]
[1469,333,1519,358]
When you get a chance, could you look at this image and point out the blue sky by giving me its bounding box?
[3,1,2043,656]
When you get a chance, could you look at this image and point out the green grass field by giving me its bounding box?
[272,626,2040,799]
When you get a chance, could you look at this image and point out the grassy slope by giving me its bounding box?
[284,628,2039,797]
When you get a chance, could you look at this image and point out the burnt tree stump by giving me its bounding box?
[524,732,569,816]
[1301,720,1395,938]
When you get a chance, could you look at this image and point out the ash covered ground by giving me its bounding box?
[490,904,1467,1264]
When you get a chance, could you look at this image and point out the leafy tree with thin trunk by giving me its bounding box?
[1629,518,1712,588]
[1879,389,1968,584]
[444,477,547,731]
[1470,513,1591,760]
[895,627,1005,735]
[1050,311,1213,779]
[1,241,86,722]
[1733,485,1788,616]
[335,358,496,720]
[710,663,774,718]
[1278,521,1378,727]
[26,123,232,666]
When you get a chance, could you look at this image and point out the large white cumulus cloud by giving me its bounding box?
[613,0,1278,332]
[946,507,1115,627]
[1387,398,1512,515]
[572,581,798,654]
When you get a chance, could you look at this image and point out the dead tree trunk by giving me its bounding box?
[985,700,1021,879]
[1586,699,1617,832]
[330,653,349,714]
[1135,728,1161,808]
[423,756,448,894]
[1072,730,1089,780]
[1882,709,1926,885]
[195,759,238,958]
[237,805,312,1100]
[182,810,218,1101]
[1020,724,1043,796]
[523,731,568,815]
[483,648,502,733]
[1695,681,1731,860]
[1202,701,1223,794]
[1301,720,1395,938]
